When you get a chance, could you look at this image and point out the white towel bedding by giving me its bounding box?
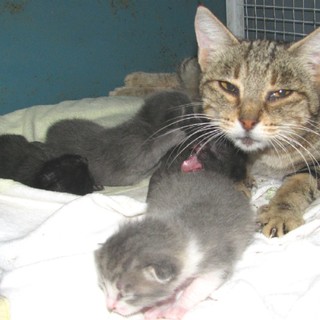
[0,96,320,320]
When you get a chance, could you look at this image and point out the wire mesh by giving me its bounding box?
[244,0,320,41]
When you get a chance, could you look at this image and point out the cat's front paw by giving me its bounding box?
[256,173,319,237]
[257,204,304,237]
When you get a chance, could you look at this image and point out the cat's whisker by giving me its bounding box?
[269,137,298,173]
[172,125,222,160]
[305,119,320,130]
[278,126,320,166]
[286,131,319,159]
[276,129,320,179]
[194,130,228,154]
[165,101,203,110]
[282,132,319,175]
[144,126,185,144]
[280,123,320,139]
[165,125,221,167]
[144,113,215,142]
[190,131,225,154]
[159,121,214,148]
[144,114,221,146]
[276,134,317,177]
[162,121,219,142]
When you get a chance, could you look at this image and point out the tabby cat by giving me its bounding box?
[192,6,320,237]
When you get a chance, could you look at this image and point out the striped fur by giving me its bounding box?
[193,6,320,237]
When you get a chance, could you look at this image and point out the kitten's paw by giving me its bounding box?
[257,204,304,237]
[244,174,256,189]
[144,302,187,320]
[161,305,188,319]
[144,306,168,320]
[234,174,256,198]
[234,180,252,198]
[144,306,187,320]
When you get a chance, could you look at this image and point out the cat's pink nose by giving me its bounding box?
[240,119,257,131]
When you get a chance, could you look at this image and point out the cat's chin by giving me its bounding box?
[233,137,268,152]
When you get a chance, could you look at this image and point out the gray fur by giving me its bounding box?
[46,91,194,186]
[95,170,254,315]
[177,57,202,101]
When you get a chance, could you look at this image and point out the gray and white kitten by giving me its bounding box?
[46,91,196,186]
[95,170,254,319]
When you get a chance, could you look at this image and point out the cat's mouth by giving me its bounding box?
[240,137,255,146]
[234,136,266,152]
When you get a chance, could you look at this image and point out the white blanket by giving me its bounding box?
[0,96,320,320]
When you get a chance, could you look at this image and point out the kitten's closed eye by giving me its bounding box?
[143,263,176,284]
[116,283,136,302]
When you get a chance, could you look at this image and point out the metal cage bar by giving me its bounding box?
[227,0,320,41]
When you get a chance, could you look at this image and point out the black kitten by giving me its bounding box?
[147,133,249,200]
[0,134,97,195]
[33,154,98,195]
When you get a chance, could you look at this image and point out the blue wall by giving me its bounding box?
[0,1,226,115]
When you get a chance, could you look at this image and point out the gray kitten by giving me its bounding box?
[177,56,202,101]
[95,171,254,319]
[46,91,196,186]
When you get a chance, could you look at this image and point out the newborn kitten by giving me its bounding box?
[147,137,249,200]
[177,56,202,101]
[152,136,248,180]
[46,91,196,186]
[95,171,254,319]
[0,134,49,184]
[0,134,97,195]
[33,154,97,195]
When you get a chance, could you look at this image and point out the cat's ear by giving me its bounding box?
[143,261,177,284]
[289,28,320,85]
[195,6,239,71]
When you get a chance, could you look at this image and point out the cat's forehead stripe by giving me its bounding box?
[270,69,278,86]
[235,40,286,87]
[233,63,241,79]
[245,41,278,69]
[247,40,278,57]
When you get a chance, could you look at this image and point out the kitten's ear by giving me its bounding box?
[289,28,320,85]
[143,261,177,284]
[195,6,239,71]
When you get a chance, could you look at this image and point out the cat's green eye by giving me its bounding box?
[267,89,292,102]
[219,81,239,96]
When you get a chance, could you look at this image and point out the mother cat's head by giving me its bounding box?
[195,6,320,157]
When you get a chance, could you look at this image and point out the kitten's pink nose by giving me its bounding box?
[107,299,117,310]
[240,119,257,131]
